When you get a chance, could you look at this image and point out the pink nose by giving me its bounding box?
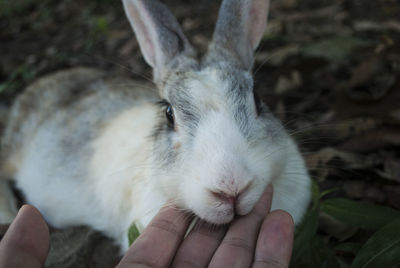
[210,191,238,207]
[210,181,252,205]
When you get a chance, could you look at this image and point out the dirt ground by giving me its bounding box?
[1,0,400,267]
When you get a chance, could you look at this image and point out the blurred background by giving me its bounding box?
[0,0,399,267]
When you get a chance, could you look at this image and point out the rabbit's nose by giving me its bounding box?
[210,181,252,206]
[211,191,238,207]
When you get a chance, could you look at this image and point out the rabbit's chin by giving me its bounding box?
[196,212,234,225]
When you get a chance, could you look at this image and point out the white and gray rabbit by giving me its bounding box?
[0,0,311,252]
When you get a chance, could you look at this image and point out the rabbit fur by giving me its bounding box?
[0,0,311,252]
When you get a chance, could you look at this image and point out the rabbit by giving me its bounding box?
[0,0,311,252]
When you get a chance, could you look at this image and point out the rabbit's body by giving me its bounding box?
[1,68,162,249]
[0,0,311,252]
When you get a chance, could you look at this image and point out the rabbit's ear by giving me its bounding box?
[206,0,270,69]
[123,0,194,82]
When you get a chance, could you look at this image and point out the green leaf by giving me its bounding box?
[291,207,319,264]
[321,198,400,229]
[95,16,108,34]
[128,223,140,246]
[335,242,362,255]
[311,180,320,205]
[319,187,339,199]
[296,236,341,268]
[352,218,400,268]
[0,83,8,93]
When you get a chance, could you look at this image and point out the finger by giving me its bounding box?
[0,205,49,268]
[172,220,227,268]
[209,184,273,268]
[252,210,294,268]
[116,204,191,268]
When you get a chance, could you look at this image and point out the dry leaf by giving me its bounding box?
[338,127,400,153]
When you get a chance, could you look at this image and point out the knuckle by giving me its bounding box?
[192,226,223,241]
[253,258,288,268]
[118,260,159,268]
[149,218,181,236]
[173,259,204,268]
[221,236,253,253]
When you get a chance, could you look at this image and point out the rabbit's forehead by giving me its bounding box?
[184,67,253,111]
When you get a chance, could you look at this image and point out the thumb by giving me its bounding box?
[0,205,50,268]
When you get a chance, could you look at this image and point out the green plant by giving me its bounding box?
[291,181,400,267]
[127,223,140,246]
[0,64,36,96]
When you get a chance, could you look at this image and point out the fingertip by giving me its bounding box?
[265,210,294,243]
[262,184,274,202]
[253,209,295,267]
[266,183,273,193]
[20,204,49,224]
[118,203,190,268]
[269,210,294,228]
[18,204,50,239]
[9,204,49,263]
[0,204,50,268]
[253,184,274,215]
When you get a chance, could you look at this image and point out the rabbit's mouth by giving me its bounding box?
[191,189,259,225]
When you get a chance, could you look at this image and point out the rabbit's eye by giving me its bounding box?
[165,105,174,127]
[254,92,261,116]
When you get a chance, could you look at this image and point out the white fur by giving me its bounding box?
[9,66,311,252]
[168,68,310,224]
[89,104,166,250]
[14,104,164,252]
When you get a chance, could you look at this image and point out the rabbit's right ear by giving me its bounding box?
[122,0,194,83]
[205,0,270,70]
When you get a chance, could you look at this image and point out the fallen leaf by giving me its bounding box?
[306,147,379,171]
[384,186,400,210]
[364,185,387,204]
[335,242,362,256]
[275,70,302,94]
[119,39,138,57]
[338,126,400,153]
[353,20,400,33]
[320,212,358,241]
[294,118,380,144]
[383,159,400,183]
[301,35,370,64]
[264,45,300,66]
[280,5,342,22]
[343,180,367,199]
[389,108,400,123]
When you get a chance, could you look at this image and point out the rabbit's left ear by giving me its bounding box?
[123,0,194,82]
[206,0,270,69]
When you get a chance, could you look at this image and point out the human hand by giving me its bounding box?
[117,184,294,268]
[0,185,294,268]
